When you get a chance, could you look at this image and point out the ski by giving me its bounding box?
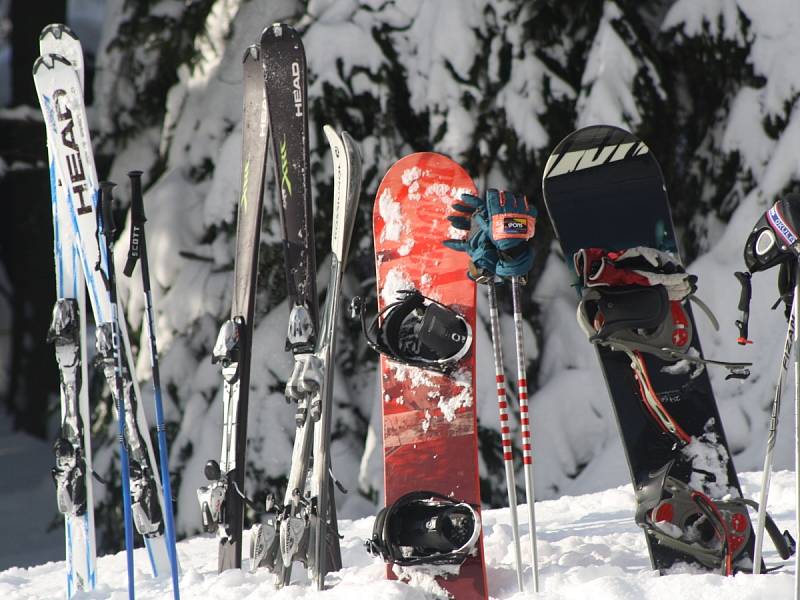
[308,125,361,589]
[38,22,97,598]
[262,22,318,363]
[259,23,320,587]
[197,44,268,573]
[33,45,172,580]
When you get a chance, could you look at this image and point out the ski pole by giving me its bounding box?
[793,259,800,600]
[124,171,181,599]
[510,275,539,592]
[486,278,524,592]
[98,182,136,600]
[752,291,795,574]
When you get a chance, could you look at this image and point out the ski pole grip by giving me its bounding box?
[127,171,147,223]
[99,181,117,237]
[98,182,117,297]
[734,271,752,345]
[124,171,146,278]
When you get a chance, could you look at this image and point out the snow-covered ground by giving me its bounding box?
[1,464,794,599]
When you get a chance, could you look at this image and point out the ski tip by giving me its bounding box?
[262,22,300,41]
[342,130,362,160]
[32,53,71,75]
[243,44,259,63]
[322,124,340,145]
[39,23,76,42]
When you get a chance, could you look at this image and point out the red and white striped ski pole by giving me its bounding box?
[511,275,539,592]
[486,278,524,592]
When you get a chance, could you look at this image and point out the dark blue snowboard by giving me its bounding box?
[541,125,758,573]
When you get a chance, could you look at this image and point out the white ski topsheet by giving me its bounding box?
[33,50,173,579]
[40,24,96,597]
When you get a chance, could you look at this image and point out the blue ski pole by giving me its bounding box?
[124,171,180,599]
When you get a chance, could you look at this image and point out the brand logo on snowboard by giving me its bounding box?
[280,136,292,197]
[53,89,92,216]
[545,142,649,178]
[657,391,681,404]
[291,62,302,117]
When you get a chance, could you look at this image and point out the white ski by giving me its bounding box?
[33,44,173,579]
[308,126,361,589]
[39,23,94,597]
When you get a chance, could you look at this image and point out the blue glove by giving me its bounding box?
[443,194,498,280]
[458,190,537,278]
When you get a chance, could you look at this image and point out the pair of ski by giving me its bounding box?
[197,23,361,590]
[259,123,361,590]
[33,24,180,600]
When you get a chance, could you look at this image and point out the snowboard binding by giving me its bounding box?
[575,246,751,446]
[365,491,481,567]
[352,290,472,374]
[636,461,795,574]
[575,247,751,377]
[736,193,800,343]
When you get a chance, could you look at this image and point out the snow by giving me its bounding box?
[577,2,665,130]
[1,459,795,598]
[663,0,746,42]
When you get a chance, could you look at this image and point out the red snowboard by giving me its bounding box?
[372,152,488,599]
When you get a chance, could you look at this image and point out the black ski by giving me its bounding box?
[261,22,318,360]
[259,23,327,586]
[197,44,268,573]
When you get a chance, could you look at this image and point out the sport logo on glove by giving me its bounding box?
[493,214,536,240]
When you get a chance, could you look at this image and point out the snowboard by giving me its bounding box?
[541,124,756,572]
[372,153,488,599]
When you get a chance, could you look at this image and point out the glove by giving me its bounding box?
[443,193,498,280]
[461,189,537,278]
